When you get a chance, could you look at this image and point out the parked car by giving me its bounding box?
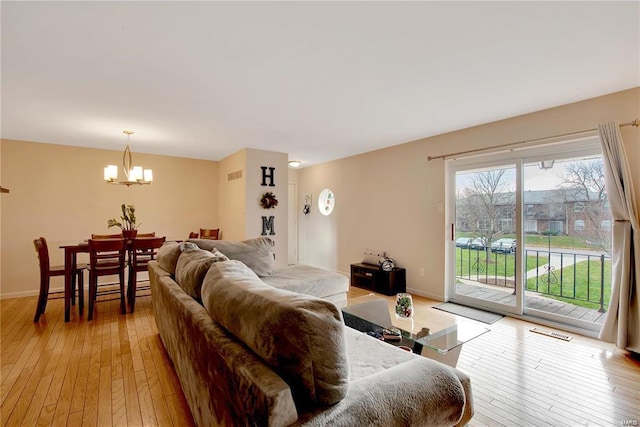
[470,237,487,250]
[491,238,517,253]
[455,237,473,248]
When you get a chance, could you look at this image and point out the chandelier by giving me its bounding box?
[104,130,153,186]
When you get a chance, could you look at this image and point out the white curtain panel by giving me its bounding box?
[597,121,640,353]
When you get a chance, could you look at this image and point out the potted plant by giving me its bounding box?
[107,204,140,239]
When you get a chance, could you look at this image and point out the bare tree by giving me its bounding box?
[457,168,513,251]
[560,160,611,254]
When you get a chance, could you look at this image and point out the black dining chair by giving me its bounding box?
[33,237,86,322]
[87,238,127,320]
[199,228,220,240]
[127,236,165,313]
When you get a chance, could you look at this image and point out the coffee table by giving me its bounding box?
[342,294,489,367]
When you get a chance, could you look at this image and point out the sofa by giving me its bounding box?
[149,237,474,426]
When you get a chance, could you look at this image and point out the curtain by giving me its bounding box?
[597,121,640,353]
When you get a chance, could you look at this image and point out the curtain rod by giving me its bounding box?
[427,119,640,161]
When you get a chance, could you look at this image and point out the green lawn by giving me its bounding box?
[526,259,611,311]
[456,249,547,278]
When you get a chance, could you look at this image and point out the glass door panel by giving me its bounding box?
[522,156,611,330]
[451,163,520,314]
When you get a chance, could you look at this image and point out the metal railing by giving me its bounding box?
[455,247,609,312]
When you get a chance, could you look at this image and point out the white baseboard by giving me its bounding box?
[1,289,44,299]
[405,287,444,302]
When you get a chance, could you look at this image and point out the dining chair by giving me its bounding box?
[33,237,86,322]
[136,232,156,238]
[199,228,220,240]
[87,238,127,320]
[91,233,123,239]
[127,236,165,313]
[188,231,198,239]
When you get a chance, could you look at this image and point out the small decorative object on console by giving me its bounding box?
[395,293,413,318]
[380,257,395,272]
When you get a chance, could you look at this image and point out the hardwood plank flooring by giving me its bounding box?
[2,289,639,426]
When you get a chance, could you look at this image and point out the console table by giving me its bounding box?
[350,263,406,296]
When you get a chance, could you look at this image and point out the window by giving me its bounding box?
[500,219,513,232]
[574,220,585,231]
[601,220,611,231]
[573,202,585,213]
[525,220,537,233]
[549,221,563,234]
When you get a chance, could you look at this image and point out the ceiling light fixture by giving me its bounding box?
[288,160,302,168]
[104,130,153,186]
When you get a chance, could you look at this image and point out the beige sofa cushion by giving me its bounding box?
[201,260,350,410]
[189,237,276,277]
[175,248,229,300]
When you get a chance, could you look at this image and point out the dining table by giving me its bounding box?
[59,237,177,322]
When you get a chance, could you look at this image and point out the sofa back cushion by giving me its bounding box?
[201,260,350,410]
[189,237,276,277]
[157,241,199,275]
[175,248,229,300]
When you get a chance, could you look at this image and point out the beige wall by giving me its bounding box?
[296,88,640,300]
[218,149,247,241]
[1,139,218,298]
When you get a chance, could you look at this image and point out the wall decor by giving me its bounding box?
[261,216,275,235]
[260,166,275,187]
[303,194,312,215]
[318,188,335,215]
[260,192,278,209]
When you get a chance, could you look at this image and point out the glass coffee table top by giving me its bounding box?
[342,294,490,355]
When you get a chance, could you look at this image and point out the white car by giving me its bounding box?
[470,238,487,250]
[491,238,516,253]
[455,237,473,248]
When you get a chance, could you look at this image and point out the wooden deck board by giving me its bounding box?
[456,282,606,323]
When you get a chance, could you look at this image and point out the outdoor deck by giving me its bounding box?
[456,281,607,324]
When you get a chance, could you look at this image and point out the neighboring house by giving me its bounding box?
[457,189,612,238]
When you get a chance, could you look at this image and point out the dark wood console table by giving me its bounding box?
[350,263,406,296]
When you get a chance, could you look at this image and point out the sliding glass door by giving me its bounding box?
[450,162,521,315]
[447,137,611,331]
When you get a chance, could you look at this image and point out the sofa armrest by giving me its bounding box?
[298,358,469,426]
[148,261,298,427]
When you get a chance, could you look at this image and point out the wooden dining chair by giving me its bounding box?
[91,233,123,239]
[127,236,165,313]
[33,237,86,322]
[199,228,220,240]
[188,232,198,239]
[136,232,156,238]
[87,238,127,320]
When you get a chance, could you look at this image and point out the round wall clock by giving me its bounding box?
[318,189,335,216]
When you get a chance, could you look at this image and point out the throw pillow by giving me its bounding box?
[175,248,228,300]
[201,260,350,410]
[157,241,198,275]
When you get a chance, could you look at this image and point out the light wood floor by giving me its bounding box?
[2,289,639,426]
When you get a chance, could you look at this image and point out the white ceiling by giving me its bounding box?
[2,1,639,167]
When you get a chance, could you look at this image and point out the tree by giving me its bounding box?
[560,159,611,254]
[456,168,513,252]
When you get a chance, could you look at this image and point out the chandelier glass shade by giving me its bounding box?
[104,131,153,186]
